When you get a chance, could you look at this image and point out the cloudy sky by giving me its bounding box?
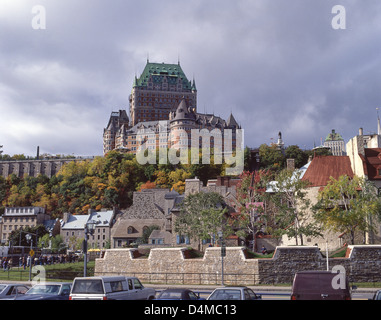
[1,0,381,157]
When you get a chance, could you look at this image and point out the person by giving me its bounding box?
[261,246,268,255]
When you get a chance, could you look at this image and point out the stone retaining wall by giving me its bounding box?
[94,245,381,285]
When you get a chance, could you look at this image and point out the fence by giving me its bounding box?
[0,267,94,282]
[1,268,380,288]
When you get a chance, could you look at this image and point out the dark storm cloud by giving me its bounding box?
[1,0,381,156]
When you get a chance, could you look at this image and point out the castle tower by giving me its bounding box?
[129,61,197,126]
[103,110,129,155]
[169,98,197,149]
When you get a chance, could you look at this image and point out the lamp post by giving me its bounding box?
[25,234,33,281]
[83,219,97,277]
[218,231,225,286]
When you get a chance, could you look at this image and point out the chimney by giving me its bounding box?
[63,212,71,223]
[286,159,295,171]
[37,146,40,160]
[359,128,363,136]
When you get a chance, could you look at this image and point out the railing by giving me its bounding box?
[1,269,380,288]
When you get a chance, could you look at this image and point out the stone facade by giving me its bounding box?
[0,159,83,179]
[111,177,239,249]
[1,207,52,244]
[94,245,381,285]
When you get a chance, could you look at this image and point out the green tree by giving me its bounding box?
[259,143,285,171]
[313,175,381,245]
[9,225,49,246]
[138,225,160,244]
[270,168,322,245]
[284,145,309,169]
[175,192,232,250]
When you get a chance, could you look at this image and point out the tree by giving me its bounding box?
[259,143,285,171]
[284,145,309,169]
[234,170,272,251]
[174,192,231,250]
[9,225,49,247]
[313,175,381,245]
[138,225,160,244]
[270,168,322,245]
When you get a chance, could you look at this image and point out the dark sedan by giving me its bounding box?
[0,283,30,300]
[14,282,72,300]
[156,288,205,300]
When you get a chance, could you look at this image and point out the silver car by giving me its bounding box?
[207,286,262,300]
[0,283,30,300]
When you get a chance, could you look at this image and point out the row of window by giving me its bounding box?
[3,224,35,231]
[3,217,35,223]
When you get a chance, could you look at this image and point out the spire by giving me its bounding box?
[192,77,197,91]
[226,112,239,128]
[377,108,381,135]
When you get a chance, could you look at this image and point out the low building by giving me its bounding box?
[60,209,116,250]
[111,176,238,249]
[1,207,50,244]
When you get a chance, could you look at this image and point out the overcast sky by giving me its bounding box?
[1,0,381,157]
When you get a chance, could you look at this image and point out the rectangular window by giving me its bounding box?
[110,281,124,292]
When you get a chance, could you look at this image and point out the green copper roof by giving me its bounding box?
[134,62,193,90]
[325,129,344,141]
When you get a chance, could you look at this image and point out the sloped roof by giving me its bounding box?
[360,148,381,180]
[134,62,192,90]
[226,113,239,128]
[61,214,89,230]
[89,210,114,227]
[301,156,353,187]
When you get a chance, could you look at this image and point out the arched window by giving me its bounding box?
[127,226,134,234]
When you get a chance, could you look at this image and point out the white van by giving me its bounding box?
[69,276,156,300]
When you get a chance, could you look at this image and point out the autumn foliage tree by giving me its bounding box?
[234,170,272,251]
[313,175,381,244]
[0,149,226,218]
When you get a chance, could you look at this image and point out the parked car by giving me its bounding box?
[291,270,353,300]
[69,276,156,300]
[156,288,205,300]
[369,290,381,300]
[0,283,30,300]
[207,287,262,300]
[14,282,72,300]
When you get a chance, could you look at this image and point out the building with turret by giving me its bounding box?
[103,61,241,156]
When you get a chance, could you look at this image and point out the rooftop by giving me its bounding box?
[301,155,353,187]
[134,62,193,90]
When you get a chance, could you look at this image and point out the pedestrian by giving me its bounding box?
[3,258,7,271]
[261,246,268,255]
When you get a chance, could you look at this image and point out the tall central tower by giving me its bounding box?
[129,61,197,126]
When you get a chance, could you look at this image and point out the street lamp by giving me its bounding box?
[218,231,225,286]
[25,234,33,281]
[83,219,97,277]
